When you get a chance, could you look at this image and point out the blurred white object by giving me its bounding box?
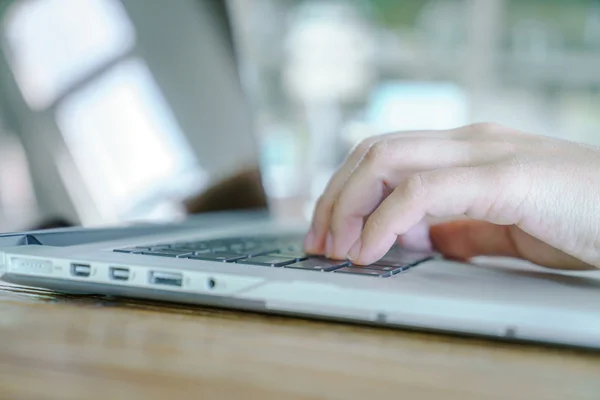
[416,0,465,50]
[584,2,600,48]
[55,59,206,224]
[0,128,38,231]
[258,117,301,199]
[2,0,135,109]
[282,1,374,103]
[510,19,564,63]
[281,1,376,218]
[365,81,469,133]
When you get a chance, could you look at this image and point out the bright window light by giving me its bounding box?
[55,59,205,222]
[366,82,469,132]
[2,0,135,109]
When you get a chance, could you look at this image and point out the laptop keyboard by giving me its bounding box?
[113,235,433,278]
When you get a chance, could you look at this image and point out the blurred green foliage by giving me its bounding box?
[505,0,596,46]
[0,0,14,20]
[368,0,597,47]
[368,0,428,28]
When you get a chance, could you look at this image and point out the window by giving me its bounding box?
[229,0,600,220]
[2,0,206,224]
[56,59,203,222]
[3,0,135,109]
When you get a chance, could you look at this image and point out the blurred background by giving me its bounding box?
[0,0,599,232]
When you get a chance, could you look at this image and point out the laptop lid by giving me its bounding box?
[0,0,267,229]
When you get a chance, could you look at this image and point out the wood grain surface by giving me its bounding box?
[0,282,599,400]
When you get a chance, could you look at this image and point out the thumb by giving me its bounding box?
[429,220,595,270]
[429,220,518,262]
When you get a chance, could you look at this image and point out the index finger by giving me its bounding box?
[304,128,472,254]
[304,135,382,254]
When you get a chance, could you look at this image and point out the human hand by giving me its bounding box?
[303,123,600,270]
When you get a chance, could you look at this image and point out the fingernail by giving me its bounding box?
[348,238,362,261]
[304,229,316,251]
[325,233,333,257]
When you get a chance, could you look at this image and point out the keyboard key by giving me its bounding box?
[242,241,259,250]
[285,259,348,272]
[167,247,211,254]
[121,235,317,265]
[375,258,430,268]
[334,267,389,277]
[225,243,277,253]
[227,246,276,256]
[245,247,280,256]
[228,243,246,252]
[171,242,211,251]
[210,246,229,252]
[268,252,308,262]
[147,244,173,249]
[349,264,410,275]
[114,247,148,254]
[378,248,434,266]
[187,253,247,262]
[353,264,409,274]
[237,256,297,267]
[281,244,303,252]
[205,240,228,248]
[141,249,194,258]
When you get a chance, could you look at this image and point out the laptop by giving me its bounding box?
[2,0,600,350]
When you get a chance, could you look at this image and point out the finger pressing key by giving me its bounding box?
[327,138,512,259]
[304,129,473,255]
[348,167,511,265]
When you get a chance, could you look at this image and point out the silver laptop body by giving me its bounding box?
[1,0,600,350]
[1,215,600,349]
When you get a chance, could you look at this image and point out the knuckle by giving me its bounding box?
[330,190,347,216]
[472,164,524,222]
[503,157,532,197]
[403,173,428,199]
[314,195,328,213]
[496,156,529,188]
[314,194,334,221]
[486,165,508,187]
[355,136,380,156]
[496,139,518,155]
[506,154,527,174]
[363,139,390,167]
[392,139,419,157]
[468,122,505,136]
[353,141,370,159]
[364,214,384,236]
[330,196,351,230]
[330,195,342,216]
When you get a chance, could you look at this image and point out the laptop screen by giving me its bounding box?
[0,0,267,230]
[97,0,267,222]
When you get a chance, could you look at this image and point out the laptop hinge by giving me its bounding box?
[23,235,42,246]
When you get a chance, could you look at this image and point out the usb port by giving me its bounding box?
[110,267,130,281]
[71,263,91,277]
[150,271,183,287]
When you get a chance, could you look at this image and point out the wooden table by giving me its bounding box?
[0,283,599,400]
